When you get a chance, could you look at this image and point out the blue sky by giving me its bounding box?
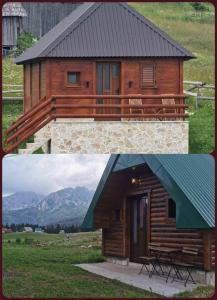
[3,154,109,196]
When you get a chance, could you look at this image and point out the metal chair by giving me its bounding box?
[171,247,199,286]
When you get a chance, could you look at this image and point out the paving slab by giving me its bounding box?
[75,262,199,297]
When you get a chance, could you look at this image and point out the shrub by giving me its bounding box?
[24,237,34,245]
[16,32,38,56]
[7,240,11,244]
[190,2,209,11]
[16,238,21,244]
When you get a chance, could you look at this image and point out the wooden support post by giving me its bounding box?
[203,230,212,271]
[102,228,105,257]
[123,197,127,257]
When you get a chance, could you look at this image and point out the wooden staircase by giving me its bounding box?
[4,96,53,154]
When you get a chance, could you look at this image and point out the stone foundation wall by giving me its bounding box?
[46,119,188,154]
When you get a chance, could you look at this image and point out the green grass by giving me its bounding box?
[3,232,160,298]
[2,102,34,151]
[2,3,215,153]
[130,2,215,84]
[187,98,215,153]
[175,285,215,298]
[3,232,214,298]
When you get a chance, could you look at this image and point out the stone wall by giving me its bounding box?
[38,119,188,154]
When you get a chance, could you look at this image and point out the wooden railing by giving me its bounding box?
[4,94,187,153]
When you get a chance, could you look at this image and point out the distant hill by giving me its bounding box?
[3,187,94,226]
[3,191,44,211]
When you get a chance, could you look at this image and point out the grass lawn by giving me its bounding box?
[3,232,159,298]
[2,2,215,153]
[3,231,214,298]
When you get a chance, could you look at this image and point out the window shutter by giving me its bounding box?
[141,64,155,87]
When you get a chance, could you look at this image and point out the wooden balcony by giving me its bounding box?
[4,94,188,153]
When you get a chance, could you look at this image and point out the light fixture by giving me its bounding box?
[131,176,142,185]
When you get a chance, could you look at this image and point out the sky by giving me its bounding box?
[3,154,110,197]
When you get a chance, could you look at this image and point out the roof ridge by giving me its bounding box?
[119,2,193,57]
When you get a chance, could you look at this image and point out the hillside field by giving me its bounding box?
[2,3,215,153]
[2,231,214,298]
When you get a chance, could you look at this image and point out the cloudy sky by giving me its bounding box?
[3,154,110,197]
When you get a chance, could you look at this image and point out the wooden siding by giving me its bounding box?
[24,64,31,112]
[40,61,46,99]
[122,59,182,95]
[22,3,79,39]
[2,17,23,47]
[211,232,215,268]
[95,171,130,257]
[23,58,183,113]
[94,165,213,271]
[31,63,40,106]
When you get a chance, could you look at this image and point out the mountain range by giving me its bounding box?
[3,187,94,226]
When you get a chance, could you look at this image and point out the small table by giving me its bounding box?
[149,246,181,282]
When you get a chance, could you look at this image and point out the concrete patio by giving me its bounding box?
[76,261,199,297]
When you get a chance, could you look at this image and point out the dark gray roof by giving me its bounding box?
[16,2,194,64]
[3,3,27,17]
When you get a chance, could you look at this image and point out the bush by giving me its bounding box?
[16,238,21,244]
[24,237,34,245]
[190,2,209,11]
[7,240,11,244]
[16,32,38,56]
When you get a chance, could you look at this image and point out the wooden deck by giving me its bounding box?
[4,94,187,153]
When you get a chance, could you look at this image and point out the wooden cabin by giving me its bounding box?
[82,154,215,272]
[2,3,27,54]
[2,2,79,55]
[22,2,80,40]
[5,2,195,153]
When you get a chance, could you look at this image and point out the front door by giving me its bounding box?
[96,62,121,120]
[129,194,149,262]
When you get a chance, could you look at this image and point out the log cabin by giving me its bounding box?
[5,2,195,153]
[2,3,27,55]
[82,154,215,272]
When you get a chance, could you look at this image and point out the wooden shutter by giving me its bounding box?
[141,64,155,87]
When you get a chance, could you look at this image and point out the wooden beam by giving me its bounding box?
[102,229,105,256]
[123,197,127,258]
[203,230,212,271]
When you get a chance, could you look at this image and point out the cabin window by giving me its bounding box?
[105,63,110,90]
[141,64,156,88]
[112,64,120,76]
[167,198,176,219]
[67,72,81,85]
[114,209,121,222]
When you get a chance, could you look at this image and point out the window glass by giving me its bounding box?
[105,63,110,90]
[168,198,176,218]
[133,201,137,244]
[68,72,80,85]
[97,64,103,94]
[112,64,119,76]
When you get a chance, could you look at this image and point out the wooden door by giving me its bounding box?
[96,62,121,120]
[129,194,149,262]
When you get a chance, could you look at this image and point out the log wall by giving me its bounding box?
[94,165,214,271]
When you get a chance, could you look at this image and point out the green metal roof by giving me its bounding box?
[82,154,214,230]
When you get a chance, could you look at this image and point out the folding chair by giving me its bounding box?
[156,97,177,121]
[172,247,198,286]
[129,97,144,121]
[138,256,157,277]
